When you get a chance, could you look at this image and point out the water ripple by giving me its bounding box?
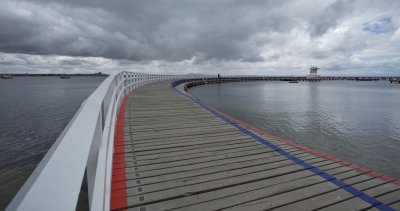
[0,76,105,209]
[191,80,400,180]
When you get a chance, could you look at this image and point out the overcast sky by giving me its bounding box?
[0,0,399,75]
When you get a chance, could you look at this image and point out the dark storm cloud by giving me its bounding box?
[0,0,352,62]
[307,0,355,36]
[1,0,400,76]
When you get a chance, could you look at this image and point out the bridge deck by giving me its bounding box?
[111,81,400,211]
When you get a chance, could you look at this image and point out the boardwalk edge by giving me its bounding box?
[172,80,399,210]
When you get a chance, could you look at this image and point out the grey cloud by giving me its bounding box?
[59,59,91,66]
[307,0,355,37]
[0,0,399,76]
[0,0,310,62]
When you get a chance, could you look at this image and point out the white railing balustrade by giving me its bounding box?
[6,71,214,211]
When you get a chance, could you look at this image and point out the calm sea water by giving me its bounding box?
[0,76,105,209]
[190,80,400,180]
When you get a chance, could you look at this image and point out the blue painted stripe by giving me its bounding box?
[171,83,395,211]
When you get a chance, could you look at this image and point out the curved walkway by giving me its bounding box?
[111,81,400,211]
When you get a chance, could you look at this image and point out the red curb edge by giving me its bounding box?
[110,90,134,210]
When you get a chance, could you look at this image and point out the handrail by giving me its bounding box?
[6,71,214,211]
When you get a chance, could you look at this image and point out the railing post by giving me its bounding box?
[87,111,104,209]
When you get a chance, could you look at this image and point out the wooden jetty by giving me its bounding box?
[111,80,400,211]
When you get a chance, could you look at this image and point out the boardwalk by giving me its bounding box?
[111,81,400,211]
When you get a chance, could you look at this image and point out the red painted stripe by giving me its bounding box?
[111,90,134,210]
[380,175,396,182]
[369,171,383,177]
[112,174,127,182]
[111,181,127,191]
[357,167,372,173]
[113,154,125,160]
[197,97,400,185]
[113,163,126,169]
[113,146,125,154]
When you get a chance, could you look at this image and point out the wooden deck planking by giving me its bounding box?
[386,200,400,210]
[318,182,400,210]
[127,161,347,211]
[263,174,387,210]
[110,81,399,210]
[173,168,370,211]
[123,152,314,187]
[123,149,307,181]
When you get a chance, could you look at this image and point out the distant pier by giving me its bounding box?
[181,76,400,91]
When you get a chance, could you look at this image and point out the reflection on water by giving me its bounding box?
[190,80,400,179]
[0,76,105,209]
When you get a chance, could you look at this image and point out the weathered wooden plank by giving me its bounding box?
[123,131,246,145]
[386,201,400,210]
[123,141,267,159]
[217,168,362,211]
[125,137,253,152]
[125,131,250,143]
[123,141,263,158]
[125,122,227,132]
[124,149,306,178]
[126,115,221,122]
[123,147,290,172]
[318,182,400,211]
[369,189,400,209]
[123,133,249,148]
[274,173,384,210]
[126,160,342,210]
[124,152,313,184]
[123,144,265,161]
[124,158,329,207]
[126,129,241,141]
[172,169,365,211]
[127,127,239,139]
[125,154,318,193]
[124,141,265,158]
[124,146,271,167]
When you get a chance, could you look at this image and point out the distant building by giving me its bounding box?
[305,66,321,81]
[309,66,320,78]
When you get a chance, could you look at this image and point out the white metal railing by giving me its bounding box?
[6,71,214,211]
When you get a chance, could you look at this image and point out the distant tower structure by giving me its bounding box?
[309,66,320,78]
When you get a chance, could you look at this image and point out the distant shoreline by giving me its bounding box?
[1,73,400,79]
[0,73,108,76]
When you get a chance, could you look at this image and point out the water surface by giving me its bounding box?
[190,80,400,179]
[0,76,105,209]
